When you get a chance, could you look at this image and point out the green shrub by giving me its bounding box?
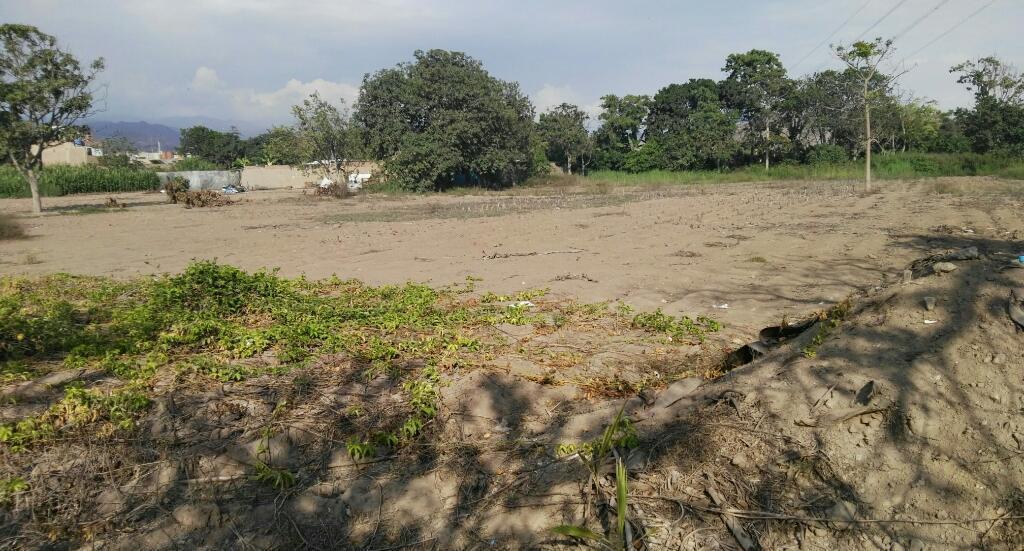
[805,144,848,165]
[0,165,159,198]
[172,157,220,171]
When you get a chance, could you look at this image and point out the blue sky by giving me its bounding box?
[6,0,1022,130]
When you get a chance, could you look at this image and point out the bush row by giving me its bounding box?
[0,165,160,198]
[588,152,1024,186]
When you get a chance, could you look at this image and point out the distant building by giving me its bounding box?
[38,141,102,166]
[131,141,180,164]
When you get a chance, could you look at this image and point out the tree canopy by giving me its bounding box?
[355,49,537,191]
[537,103,589,174]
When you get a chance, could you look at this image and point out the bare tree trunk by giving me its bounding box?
[864,88,872,191]
[9,153,44,214]
[27,169,42,214]
[764,119,770,170]
[566,154,572,175]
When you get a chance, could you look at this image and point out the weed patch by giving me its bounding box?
[801,299,853,358]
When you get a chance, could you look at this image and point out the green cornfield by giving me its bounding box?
[0,165,160,198]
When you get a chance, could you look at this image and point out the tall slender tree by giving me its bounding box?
[834,38,901,189]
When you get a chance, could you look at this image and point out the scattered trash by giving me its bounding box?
[221,184,245,194]
[923,297,936,311]
[512,301,534,308]
[940,246,979,261]
[923,320,938,325]
[932,262,958,274]
[902,269,913,283]
[712,303,729,309]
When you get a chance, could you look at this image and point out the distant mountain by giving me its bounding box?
[87,117,269,152]
[150,116,266,138]
[88,121,181,152]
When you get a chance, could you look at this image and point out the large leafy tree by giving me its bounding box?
[0,24,103,213]
[256,125,308,166]
[355,49,536,191]
[794,70,865,152]
[644,79,737,170]
[537,103,589,174]
[592,94,649,170]
[834,38,901,188]
[951,56,1024,155]
[646,79,720,136]
[720,49,790,169]
[178,126,244,167]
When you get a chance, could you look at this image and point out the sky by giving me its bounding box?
[5,0,1022,132]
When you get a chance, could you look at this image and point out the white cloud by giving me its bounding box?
[184,67,359,125]
[190,66,225,91]
[127,0,441,26]
[532,84,603,127]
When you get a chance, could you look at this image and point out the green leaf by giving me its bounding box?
[616,457,628,537]
[551,525,604,541]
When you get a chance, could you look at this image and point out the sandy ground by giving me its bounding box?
[2,177,1015,338]
[5,177,1024,549]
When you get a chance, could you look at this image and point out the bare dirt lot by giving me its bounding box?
[3,177,1024,550]
[3,177,1015,335]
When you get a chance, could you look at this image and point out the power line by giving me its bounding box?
[902,0,998,62]
[792,0,874,71]
[856,0,910,40]
[893,0,952,40]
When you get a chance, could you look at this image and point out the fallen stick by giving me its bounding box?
[484,248,585,259]
[705,485,761,551]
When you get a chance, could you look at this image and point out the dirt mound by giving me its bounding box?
[693,239,1024,550]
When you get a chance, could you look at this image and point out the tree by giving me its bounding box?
[834,38,901,189]
[720,50,790,169]
[355,49,536,191]
[291,93,357,181]
[178,126,243,167]
[795,70,863,153]
[592,94,649,169]
[951,56,1024,105]
[647,79,721,137]
[951,57,1024,155]
[257,125,308,166]
[0,24,103,213]
[645,80,737,170]
[537,103,589,174]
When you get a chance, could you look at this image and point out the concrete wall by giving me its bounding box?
[157,171,241,191]
[241,162,381,190]
[241,166,314,190]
